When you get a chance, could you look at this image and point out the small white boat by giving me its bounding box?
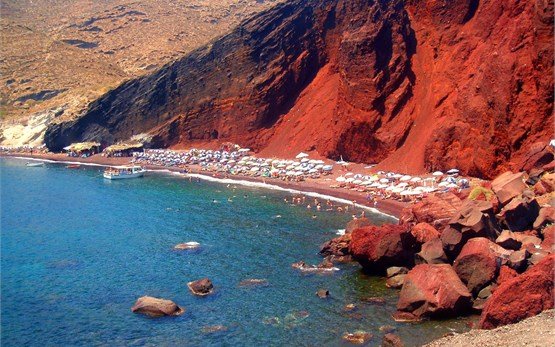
[26,162,44,167]
[103,165,146,179]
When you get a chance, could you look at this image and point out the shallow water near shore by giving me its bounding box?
[1,158,472,346]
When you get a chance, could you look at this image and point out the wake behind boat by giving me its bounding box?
[103,165,146,180]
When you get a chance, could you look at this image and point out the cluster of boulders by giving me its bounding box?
[321,170,554,329]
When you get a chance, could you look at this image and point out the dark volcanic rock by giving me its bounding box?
[478,254,555,329]
[319,233,351,258]
[497,196,540,231]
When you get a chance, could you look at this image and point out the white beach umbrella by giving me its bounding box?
[397,182,409,188]
[296,152,309,159]
[309,168,318,173]
[410,177,422,182]
[400,175,412,181]
[301,158,310,163]
[432,171,444,176]
[353,179,363,185]
[379,178,389,184]
[345,172,354,177]
[250,167,259,172]
[336,176,346,182]
[446,169,460,175]
[345,177,355,183]
[323,165,333,171]
[438,181,449,187]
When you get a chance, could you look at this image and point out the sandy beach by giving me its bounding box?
[1,152,408,218]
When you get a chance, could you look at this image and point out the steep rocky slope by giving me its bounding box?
[43,0,554,178]
[0,0,282,144]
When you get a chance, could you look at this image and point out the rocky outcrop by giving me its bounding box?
[187,278,214,296]
[478,254,554,329]
[400,193,463,229]
[395,264,472,320]
[452,238,509,295]
[349,224,416,274]
[131,296,185,317]
[43,0,553,178]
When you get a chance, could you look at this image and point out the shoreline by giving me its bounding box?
[1,153,406,218]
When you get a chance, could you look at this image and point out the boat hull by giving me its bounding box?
[103,171,145,180]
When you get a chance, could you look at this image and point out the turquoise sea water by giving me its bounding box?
[1,158,471,346]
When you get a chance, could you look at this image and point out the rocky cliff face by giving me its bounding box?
[44,0,554,178]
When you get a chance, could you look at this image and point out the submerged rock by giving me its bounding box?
[382,333,404,347]
[342,331,373,344]
[187,278,214,296]
[316,289,330,298]
[131,296,185,317]
[174,241,201,250]
[201,325,228,334]
[238,278,269,287]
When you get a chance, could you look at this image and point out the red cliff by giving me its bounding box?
[44,0,554,178]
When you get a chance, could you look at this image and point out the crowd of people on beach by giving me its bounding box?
[131,148,471,204]
[1,143,472,205]
[132,149,334,182]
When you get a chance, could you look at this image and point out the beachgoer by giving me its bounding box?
[307,204,312,209]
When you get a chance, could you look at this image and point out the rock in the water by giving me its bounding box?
[131,296,185,317]
[187,278,214,296]
[319,233,351,259]
[453,238,508,295]
[345,217,372,233]
[342,331,372,344]
[349,224,417,274]
[174,241,201,250]
[386,274,406,289]
[410,222,440,244]
[478,254,554,329]
[396,264,472,319]
[386,266,409,278]
[497,196,540,231]
[316,289,330,298]
[491,171,528,205]
[382,333,404,347]
[415,238,448,264]
[201,325,228,334]
[495,230,522,250]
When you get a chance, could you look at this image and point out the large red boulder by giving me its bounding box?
[478,254,554,329]
[453,238,511,295]
[345,217,372,233]
[410,222,440,244]
[399,192,463,230]
[415,238,448,265]
[395,264,472,320]
[496,195,540,231]
[491,171,528,205]
[349,224,416,274]
[541,225,555,252]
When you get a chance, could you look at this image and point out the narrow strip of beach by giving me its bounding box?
[2,152,407,218]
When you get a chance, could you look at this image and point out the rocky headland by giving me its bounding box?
[321,168,554,340]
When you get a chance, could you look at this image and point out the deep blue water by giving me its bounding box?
[1,158,470,346]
